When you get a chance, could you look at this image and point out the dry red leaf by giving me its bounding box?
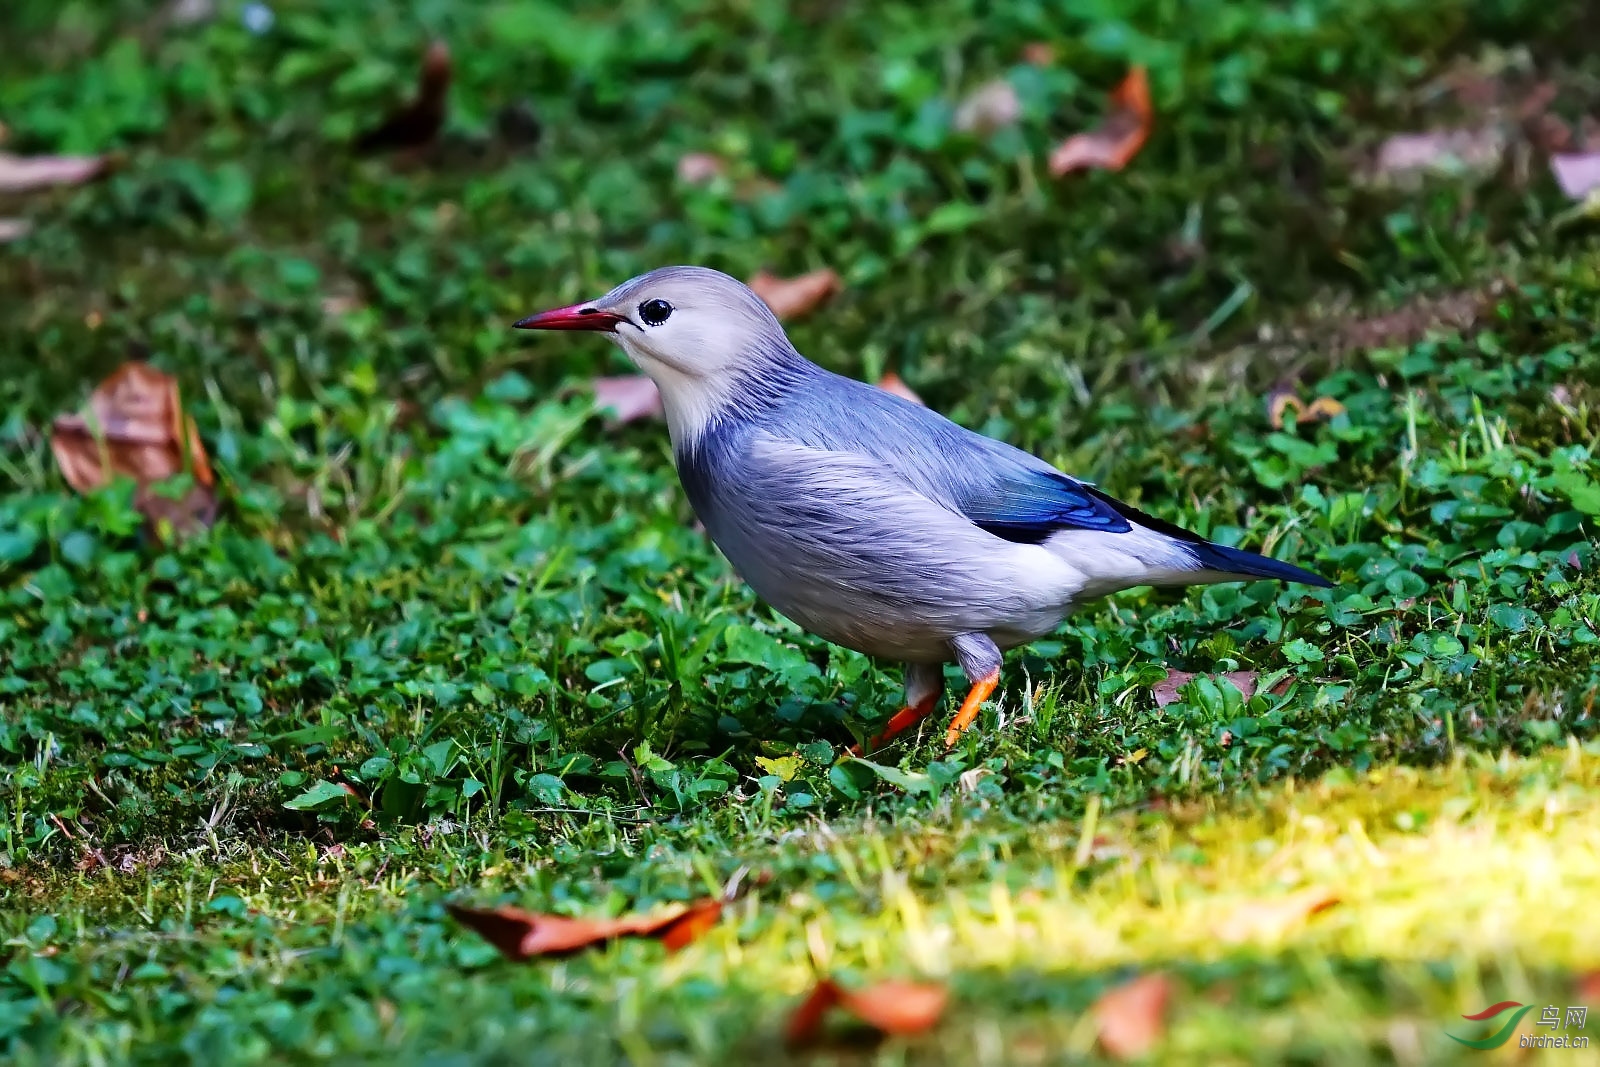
[1550,152,1600,201]
[954,79,1021,135]
[355,40,452,154]
[676,152,725,185]
[655,898,724,951]
[1093,973,1172,1060]
[748,268,841,320]
[1049,67,1151,177]
[840,980,949,1035]
[1218,886,1341,944]
[875,371,924,406]
[591,375,664,426]
[50,362,217,535]
[336,780,369,807]
[446,898,721,960]
[1153,669,1283,709]
[785,978,948,1048]
[0,151,107,194]
[784,980,844,1047]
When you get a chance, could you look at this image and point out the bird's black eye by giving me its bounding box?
[638,298,673,327]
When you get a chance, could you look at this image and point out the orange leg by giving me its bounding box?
[850,691,941,755]
[943,671,1000,748]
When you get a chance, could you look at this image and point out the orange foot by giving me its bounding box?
[850,691,941,755]
[943,671,1000,748]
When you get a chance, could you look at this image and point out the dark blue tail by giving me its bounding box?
[1188,541,1334,587]
[1082,485,1334,588]
[1088,486,1337,588]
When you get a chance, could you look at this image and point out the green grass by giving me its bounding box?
[2,0,1600,1062]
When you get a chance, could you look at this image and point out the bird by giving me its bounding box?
[515,266,1333,751]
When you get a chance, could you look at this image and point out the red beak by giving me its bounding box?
[512,301,624,332]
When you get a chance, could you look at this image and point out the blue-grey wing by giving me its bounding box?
[956,463,1131,543]
[767,371,1130,543]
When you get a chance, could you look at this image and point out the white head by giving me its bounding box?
[514,266,800,447]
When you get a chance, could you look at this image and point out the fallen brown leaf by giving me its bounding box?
[493,100,543,149]
[1048,66,1151,177]
[1306,397,1347,422]
[954,79,1021,136]
[1356,54,1568,192]
[875,371,924,406]
[676,152,724,185]
[1529,110,1574,155]
[1371,127,1506,187]
[1153,669,1276,709]
[355,40,452,154]
[0,151,106,194]
[1218,886,1341,944]
[785,978,948,1048]
[1267,391,1302,429]
[445,898,721,960]
[50,362,217,535]
[1550,152,1600,201]
[748,268,841,320]
[1434,52,1522,112]
[1268,388,1347,430]
[167,0,214,25]
[319,294,364,318]
[1093,973,1173,1060]
[734,175,784,201]
[1335,288,1492,353]
[1020,42,1055,67]
[591,375,664,426]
